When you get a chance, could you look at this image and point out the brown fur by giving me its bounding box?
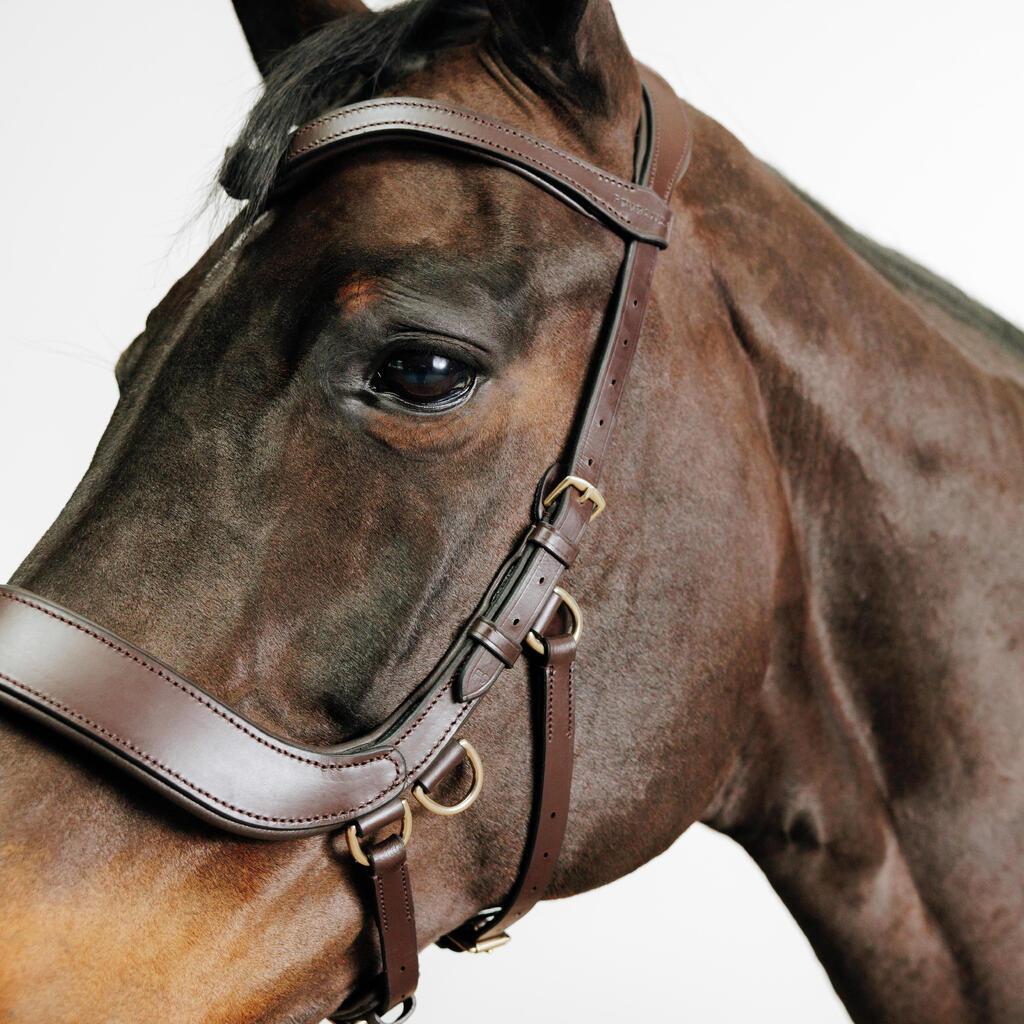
[0,2,1021,1021]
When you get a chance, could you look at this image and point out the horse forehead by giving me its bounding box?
[281,142,593,270]
[334,272,381,315]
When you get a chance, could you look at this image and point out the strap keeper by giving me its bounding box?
[416,737,470,794]
[526,523,580,566]
[468,618,521,668]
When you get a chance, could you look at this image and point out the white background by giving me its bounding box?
[1,2,1021,1021]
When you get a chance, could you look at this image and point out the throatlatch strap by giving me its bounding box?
[445,631,577,952]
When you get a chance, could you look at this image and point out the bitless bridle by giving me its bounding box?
[0,62,691,1023]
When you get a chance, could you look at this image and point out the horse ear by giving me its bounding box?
[232,0,371,77]
[486,0,635,115]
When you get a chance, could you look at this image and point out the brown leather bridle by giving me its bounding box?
[0,63,691,1023]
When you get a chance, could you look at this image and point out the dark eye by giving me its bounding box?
[371,350,475,408]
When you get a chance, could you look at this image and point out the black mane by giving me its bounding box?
[788,181,1024,361]
[220,0,491,213]
[221,3,1024,364]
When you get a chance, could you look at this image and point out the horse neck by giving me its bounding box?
[685,109,1024,1022]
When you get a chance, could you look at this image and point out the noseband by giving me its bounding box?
[0,64,690,1022]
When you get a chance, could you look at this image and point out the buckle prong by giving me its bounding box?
[542,475,605,521]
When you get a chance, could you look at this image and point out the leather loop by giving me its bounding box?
[415,737,468,794]
[468,617,520,668]
[526,522,580,567]
[354,799,408,840]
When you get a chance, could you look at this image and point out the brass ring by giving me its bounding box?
[346,799,412,868]
[524,586,582,655]
[413,739,484,817]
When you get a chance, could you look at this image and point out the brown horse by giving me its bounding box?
[1,1,1022,1021]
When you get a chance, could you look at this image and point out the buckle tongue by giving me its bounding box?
[542,475,606,521]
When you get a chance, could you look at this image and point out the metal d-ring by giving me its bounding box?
[413,739,484,817]
[346,799,413,868]
[524,586,583,655]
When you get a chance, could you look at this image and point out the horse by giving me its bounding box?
[1,1,1022,1021]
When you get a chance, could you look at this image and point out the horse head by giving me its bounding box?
[0,0,795,1020]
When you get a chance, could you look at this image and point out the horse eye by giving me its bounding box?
[371,350,475,408]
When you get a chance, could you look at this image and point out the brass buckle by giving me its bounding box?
[525,586,582,655]
[413,739,484,817]
[447,931,512,955]
[542,475,606,522]
[346,799,413,868]
[463,933,512,954]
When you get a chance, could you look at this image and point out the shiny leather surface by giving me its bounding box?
[448,631,578,949]
[280,95,679,247]
[0,587,403,836]
[366,835,419,1008]
[328,833,418,1024]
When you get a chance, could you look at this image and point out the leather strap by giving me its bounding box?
[366,836,417,1011]
[0,68,691,844]
[453,68,691,705]
[279,96,675,247]
[440,64,690,953]
[0,59,694,1024]
[329,804,419,1024]
[444,629,577,951]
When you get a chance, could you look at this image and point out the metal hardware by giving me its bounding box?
[464,932,512,954]
[446,930,512,954]
[346,799,413,868]
[338,995,417,1024]
[525,586,583,655]
[542,475,606,521]
[413,739,484,817]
